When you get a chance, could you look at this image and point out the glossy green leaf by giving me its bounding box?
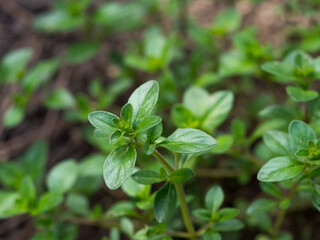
[286,86,318,102]
[88,111,119,131]
[120,103,133,125]
[128,80,159,123]
[47,159,78,193]
[3,105,25,129]
[131,170,163,185]
[263,130,295,157]
[0,48,33,83]
[169,168,194,183]
[109,130,123,145]
[136,115,162,132]
[205,185,224,214]
[121,172,151,199]
[154,183,177,223]
[289,120,317,149]
[246,198,277,215]
[162,128,217,154]
[146,123,163,142]
[103,145,137,190]
[44,89,75,109]
[257,156,303,182]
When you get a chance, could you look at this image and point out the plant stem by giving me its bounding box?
[152,150,196,239]
[272,183,298,238]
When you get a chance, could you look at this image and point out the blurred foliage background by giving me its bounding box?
[1,0,320,239]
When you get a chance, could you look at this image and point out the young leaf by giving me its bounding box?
[47,159,78,193]
[154,183,177,223]
[161,128,217,154]
[261,61,295,83]
[289,120,317,149]
[88,111,119,131]
[203,229,221,240]
[205,185,224,214]
[183,86,210,118]
[19,176,36,203]
[171,104,198,128]
[103,145,137,190]
[131,170,163,185]
[257,156,303,182]
[128,80,159,123]
[169,168,194,183]
[263,130,295,157]
[109,130,123,145]
[286,86,318,102]
[136,115,162,132]
[68,41,100,64]
[147,122,163,142]
[120,103,133,124]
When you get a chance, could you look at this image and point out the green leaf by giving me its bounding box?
[169,168,194,183]
[0,191,25,218]
[213,219,244,231]
[47,159,78,193]
[0,162,24,188]
[68,41,100,64]
[289,120,317,149]
[88,111,119,131]
[109,130,123,145]
[0,48,33,83]
[192,208,211,221]
[205,185,224,214]
[183,86,210,118]
[22,58,60,93]
[78,154,104,177]
[218,208,239,222]
[211,134,234,154]
[286,86,318,102]
[246,198,277,215]
[201,90,234,132]
[44,89,75,109]
[171,104,198,128]
[154,183,177,223]
[211,8,241,35]
[261,61,295,83]
[128,80,159,123]
[103,145,137,190]
[203,229,221,240]
[131,170,163,185]
[33,192,63,214]
[146,123,163,142]
[120,103,133,125]
[136,115,162,132]
[263,130,295,157]
[257,156,303,182]
[312,187,320,212]
[121,171,151,199]
[19,176,36,203]
[22,141,48,189]
[120,218,134,237]
[30,231,55,240]
[3,105,25,128]
[66,193,89,216]
[260,182,282,198]
[162,128,217,154]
